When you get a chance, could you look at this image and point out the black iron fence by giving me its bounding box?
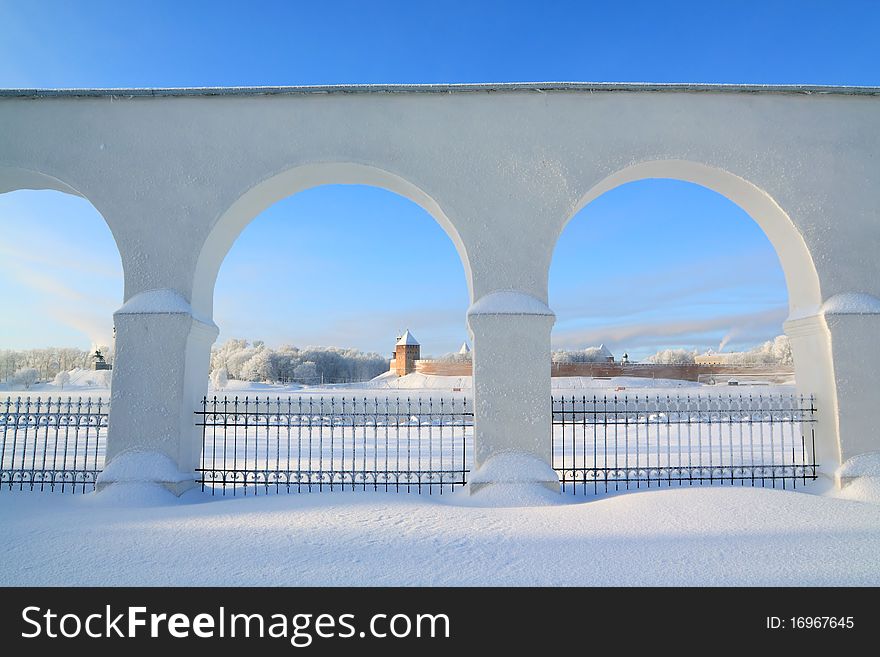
[195,395,474,495]
[552,393,818,494]
[0,396,108,492]
[1,392,821,498]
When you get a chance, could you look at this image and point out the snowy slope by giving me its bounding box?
[1,483,879,586]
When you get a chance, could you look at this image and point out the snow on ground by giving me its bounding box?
[1,371,794,400]
[839,477,880,504]
[4,372,861,587]
[214,374,794,398]
[351,371,471,391]
[212,373,796,397]
[2,482,879,586]
[1,368,111,399]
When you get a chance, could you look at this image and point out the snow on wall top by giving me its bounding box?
[396,330,419,346]
[2,82,879,98]
[468,291,554,317]
[115,288,217,327]
[821,293,880,315]
[116,288,193,315]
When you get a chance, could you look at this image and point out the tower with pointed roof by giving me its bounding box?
[392,330,421,376]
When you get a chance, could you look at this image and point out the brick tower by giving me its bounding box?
[393,330,420,376]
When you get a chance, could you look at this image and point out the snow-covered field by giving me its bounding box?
[1,370,791,400]
[3,372,877,587]
[1,367,111,400]
[2,481,879,586]
[3,374,805,494]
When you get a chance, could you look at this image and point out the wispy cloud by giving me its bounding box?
[0,251,118,347]
[552,248,785,321]
[551,307,788,352]
[0,243,121,280]
[44,307,114,348]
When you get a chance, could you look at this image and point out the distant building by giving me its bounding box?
[595,344,615,363]
[391,330,421,376]
[458,342,471,357]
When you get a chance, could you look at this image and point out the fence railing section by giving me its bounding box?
[552,394,817,494]
[195,396,474,495]
[0,393,821,498]
[0,396,108,493]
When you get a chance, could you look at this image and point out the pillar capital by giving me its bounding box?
[467,290,554,320]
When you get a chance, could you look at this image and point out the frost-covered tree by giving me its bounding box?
[53,370,71,389]
[1,347,108,382]
[744,335,793,365]
[693,335,793,365]
[13,367,39,389]
[646,349,697,365]
[209,339,388,384]
[293,361,318,383]
[552,345,615,363]
[210,367,228,390]
[240,347,273,383]
[769,335,793,365]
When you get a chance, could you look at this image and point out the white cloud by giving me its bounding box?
[551,248,785,320]
[552,307,788,352]
[0,243,121,280]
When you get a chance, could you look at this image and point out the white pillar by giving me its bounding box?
[466,291,559,492]
[786,294,880,486]
[784,313,840,476]
[820,296,880,484]
[97,289,217,494]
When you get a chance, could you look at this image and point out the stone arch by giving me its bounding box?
[0,166,85,197]
[553,158,839,471]
[191,162,474,319]
[0,164,126,316]
[559,159,822,318]
[0,165,127,294]
[0,165,125,249]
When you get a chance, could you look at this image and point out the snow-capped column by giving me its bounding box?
[98,289,218,494]
[785,293,880,484]
[467,291,559,492]
[784,313,840,476]
[820,295,880,483]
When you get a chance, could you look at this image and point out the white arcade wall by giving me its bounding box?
[1,83,878,492]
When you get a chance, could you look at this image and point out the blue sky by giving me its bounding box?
[1,1,877,358]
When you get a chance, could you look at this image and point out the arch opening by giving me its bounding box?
[185,166,474,495]
[0,167,123,492]
[208,182,471,387]
[548,160,834,488]
[553,177,793,371]
[561,160,822,317]
[0,168,123,393]
[192,163,474,320]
